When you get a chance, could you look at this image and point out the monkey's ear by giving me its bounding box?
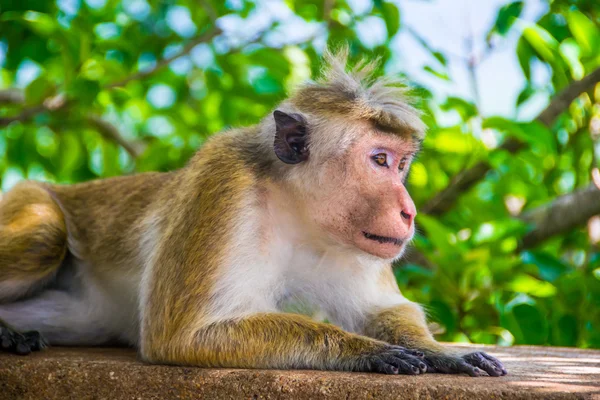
[273,110,309,164]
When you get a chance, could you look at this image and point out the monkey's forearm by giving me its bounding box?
[364,303,507,376]
[364,303,443,352]
[143,313,426,374]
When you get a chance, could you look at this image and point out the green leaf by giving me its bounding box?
[516,84,535,107]
[521,251,569,282]
[427,127,481,154]
[521,23,569,89]
[440,97,477,120]
[416,214,463,257]
[566,10,600,56]
[553,314,578,347]
[80,59,106,81]
[559,38,584,80]
[502,294,548,344]
[508,274,557,297]
[423,65,449,81]
[432,51,447,66]
[522,24,559,63]
[472,219,529,245]
[489,1,523,37]
[429,300,458,335]
[517,37,533,80]
[67,78,100,105]
[482,117,556,155]
[25,75,53,105]
[381,2,400,37]
[22,11,57,36]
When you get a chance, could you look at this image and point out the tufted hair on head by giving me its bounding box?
[290,46,426,139]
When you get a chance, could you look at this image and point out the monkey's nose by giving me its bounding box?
[400,210,413,222]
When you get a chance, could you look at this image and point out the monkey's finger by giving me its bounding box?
[23,331,47,352]
[1,338,12,349]
[369,357,399,375]
[386,350,427,372]
[423,354,476,376]
[423,363,438,373]
[398,354,427,373]
[405,349,424,358]
[456,361,485,377]
[387,345,424,358]
[480,352,508,375]
[382,354,423,375]
[463,353,502,377]
[0,327,14,349]
[14,341,31,355]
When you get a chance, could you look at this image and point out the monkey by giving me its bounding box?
[0,49,506,377]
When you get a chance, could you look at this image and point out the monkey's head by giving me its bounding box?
[265,49,426,261]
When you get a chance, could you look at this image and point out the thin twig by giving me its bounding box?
[323,0,334,22]
[422,66,600,216]
[106,27,222,89]
[86,114,146,159]
[0,27,222,129]
[199,0,218,24]
[0,89,25,105]
[0,104,48,127]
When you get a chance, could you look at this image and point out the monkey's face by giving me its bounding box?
[272,110,419,260]
[302,131,419,260]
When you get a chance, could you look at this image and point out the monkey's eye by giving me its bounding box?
[372,153,388,168]
[398,158,407,172]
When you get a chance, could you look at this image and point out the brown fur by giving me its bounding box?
[291,49,426,139]
[0,50,505,377]
[0,182,67,299]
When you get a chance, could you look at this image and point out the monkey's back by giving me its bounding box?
[47,171,174,272]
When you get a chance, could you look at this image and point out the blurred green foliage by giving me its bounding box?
[0,0,599,348]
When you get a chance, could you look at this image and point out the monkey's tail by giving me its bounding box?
[0,181,68,303]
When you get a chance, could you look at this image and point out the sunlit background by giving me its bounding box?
[0,0,599,348]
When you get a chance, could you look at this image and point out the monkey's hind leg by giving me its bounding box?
[0,181,68,304]
[0,318,47,355]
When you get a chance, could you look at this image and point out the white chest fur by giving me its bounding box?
[203,197,409,333]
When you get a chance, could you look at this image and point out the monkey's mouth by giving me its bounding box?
[362,231,403,246]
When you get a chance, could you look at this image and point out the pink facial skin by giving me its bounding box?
[305,132,419,260]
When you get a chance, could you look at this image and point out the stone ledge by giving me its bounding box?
[1,345,599,399]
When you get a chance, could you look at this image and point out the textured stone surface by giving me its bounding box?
[0,344,599,399]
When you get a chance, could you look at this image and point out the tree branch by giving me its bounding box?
[0,89,25,105]
[518,184,600,250]
[537,67,600,126]
[422,66,600,216]
[85,115,145,159]
[399,183,600,268]
[199,0,218,24]
[106,27,221,89]
[0,94,69,128]
[0,104,46,127]
[0,27,221,129]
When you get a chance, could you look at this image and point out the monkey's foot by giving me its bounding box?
[356,345,428,375]
[0,323,47,356]
[423,351,507,377]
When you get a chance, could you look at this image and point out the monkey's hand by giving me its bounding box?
[353,344,428,375]
[422,351,507,377]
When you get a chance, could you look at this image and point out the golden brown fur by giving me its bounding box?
[0,182,66,302]
[0,49,506,377]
